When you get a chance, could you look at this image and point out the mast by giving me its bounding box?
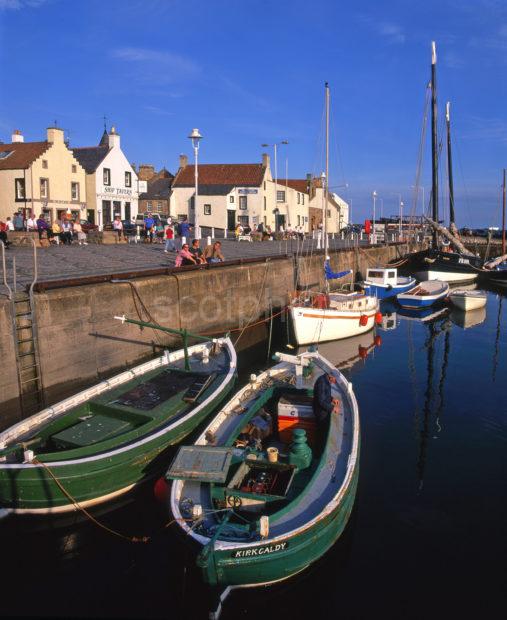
[431,42,439,248]
[502,169,506,256]
[324,81,330,257]
[446,102,456,232]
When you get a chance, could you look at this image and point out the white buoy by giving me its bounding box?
[259,515,270,538]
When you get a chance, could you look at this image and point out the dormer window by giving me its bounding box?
[103,168,111,186]
[0,151,13,160]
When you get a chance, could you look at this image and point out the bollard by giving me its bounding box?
[136,225,141,243]
[181,236,186,246]
[211,227,215,239]
[224,228,227,239]
[207,235,211,246]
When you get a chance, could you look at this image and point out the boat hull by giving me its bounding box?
[396,284,449,310]
[449,294,487,311]
[199,451,359,587]
[290,306,377,345]
[415,269,477,284]
[363,280,415,299]
[0,382,234,514]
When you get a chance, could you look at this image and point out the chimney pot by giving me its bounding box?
[262,153,270,168]
[179,154,188,168]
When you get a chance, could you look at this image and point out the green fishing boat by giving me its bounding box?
[167,349,360,610]
[0,317,236,516]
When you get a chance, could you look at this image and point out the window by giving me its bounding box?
[263,216,267,225]
[239,195,247,210]
[263,181,266,190]
[276,190,285,202]
[238,215,249,225]
[72,164,77,173]
[103,168,111,186]
[190,196,195,210]
[263,197,266,211]
[388,271,396,278]
[15,178,25,200]
[229,195,234,203]
[40,178,49,199]
[156,202,163,213]
[42,159,48,169]
[125,171,132,187]
[124,202,131,221]
[204,204,211,215]
[0,150,13,160]
[113,201,121,218]
[297,192,300,204]
[302,194,305,205]
[297,215,301,226]
[327,209,331,217]
[147,201,152,209]
[71,182,80,201]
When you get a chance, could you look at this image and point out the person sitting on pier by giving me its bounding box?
[0,220,11,248]
[313,373,341,425]
[36,214,49,242]
[189,239,205,263]
[203,241,224,264]
[60,218,73,245]
[175,243,199,267]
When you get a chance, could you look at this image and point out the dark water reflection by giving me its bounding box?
[1,289,506,619]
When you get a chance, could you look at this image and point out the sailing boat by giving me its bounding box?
[482,170,507,287]
[411,43,484,283]
[290,83,380,345]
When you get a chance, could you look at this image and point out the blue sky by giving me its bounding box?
[1,0,506,227]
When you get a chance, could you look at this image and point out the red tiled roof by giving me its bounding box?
[0,141,50,170]
[281,179,310,193]
[173,163,265,187]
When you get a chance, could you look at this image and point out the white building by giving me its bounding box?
[73,127,139,229]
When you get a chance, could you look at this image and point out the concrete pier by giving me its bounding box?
[0,241,418,428]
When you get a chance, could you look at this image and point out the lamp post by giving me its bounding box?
[372,190,377,244]
[261,140,288,230]
[188,128,203,239]
[399,196,404,237]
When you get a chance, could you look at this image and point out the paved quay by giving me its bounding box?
[1,237,367,290]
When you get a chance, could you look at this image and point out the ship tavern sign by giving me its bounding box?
[232,541,288,558]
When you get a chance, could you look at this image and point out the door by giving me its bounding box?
[102,200,112,226]
[227,209,236,231]
[113,201,122,218]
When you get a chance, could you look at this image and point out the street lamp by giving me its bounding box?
[261,140,288,230]
[399,198,404,237]
[372,190,377,243]
[188,128,203,239]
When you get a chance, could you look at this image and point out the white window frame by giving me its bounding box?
[71,182,80,201]
[239,195,247,210]
[103,168,111,186]
[204,204,211,215]
[40,178,49,199]
[276,190,285,202]
[125,171,132,187]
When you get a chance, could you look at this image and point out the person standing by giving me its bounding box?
[6,217,14,232]
[13,212,23,231]
[312,373,341,425]
[164,224,176,253]
[179,217,191,242]
[113,216,123,243]
[144,213,155,243]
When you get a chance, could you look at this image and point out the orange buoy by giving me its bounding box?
[374,334,382,347]
[359,315,368,326]
[153,476,169,503]
[358,345,368,359]
[375,312,383,325]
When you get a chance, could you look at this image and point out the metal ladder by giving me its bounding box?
[1,240,45,417]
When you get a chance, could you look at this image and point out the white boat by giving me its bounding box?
[449,289,487,311]
[290,83,380,346]
[396,280,450,310]
[290,291,379,346]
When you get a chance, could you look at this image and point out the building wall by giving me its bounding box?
[0,168,33,221]
[31,129,87,221]
[95,143,139,228]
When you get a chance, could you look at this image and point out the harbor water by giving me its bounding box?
[1,287,506,619]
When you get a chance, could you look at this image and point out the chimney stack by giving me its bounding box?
[262,153,270,168]
[138,165,155,181]
[11,129,24,143]
[108,126,120,148]
[179,154,188,168]
[47,127,64,144]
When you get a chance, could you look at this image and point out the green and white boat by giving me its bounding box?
[167,349,359,606]
[0,319,236,516]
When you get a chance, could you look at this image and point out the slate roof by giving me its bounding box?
[72,146,110,173]
[173,163,265,188]
[139,176,173,200]
[0,141,50,170]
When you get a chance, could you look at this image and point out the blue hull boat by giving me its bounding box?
[362,268,416,300]
[396,280,450,310]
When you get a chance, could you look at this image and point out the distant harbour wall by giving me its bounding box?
[0,242,419,428]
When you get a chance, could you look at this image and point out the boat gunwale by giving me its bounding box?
[170,351,360,551]
[0,337,237,470]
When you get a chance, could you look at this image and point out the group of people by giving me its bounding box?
[0,212,88,247]
[175,239,224,267]
[234,221,305,241]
